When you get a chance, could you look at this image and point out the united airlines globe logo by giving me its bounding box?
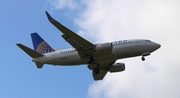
[36,41,54,54]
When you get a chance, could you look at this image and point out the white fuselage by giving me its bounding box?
[32,39,160,66]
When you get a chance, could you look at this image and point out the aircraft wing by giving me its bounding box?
[93,70,108,80]
[45,11,94,58]
[92,61,115,80]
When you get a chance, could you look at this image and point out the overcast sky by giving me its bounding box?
[1,0,180,98]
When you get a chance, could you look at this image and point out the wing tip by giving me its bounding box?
[45,11,53,20]
[31,32,37,35]
[16,43,22,46]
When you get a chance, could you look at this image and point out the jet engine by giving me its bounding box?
[95,43,112,53]
[108,63,125,73]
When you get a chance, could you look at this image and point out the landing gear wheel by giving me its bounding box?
[141,56,145,61]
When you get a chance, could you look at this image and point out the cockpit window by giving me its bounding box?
[145,40,151,42]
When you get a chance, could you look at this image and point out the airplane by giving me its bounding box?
[16,11,161,81]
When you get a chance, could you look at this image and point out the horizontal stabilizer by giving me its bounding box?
[16,44,43,58]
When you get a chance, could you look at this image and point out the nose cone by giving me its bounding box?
[146,41,161,52]
[157,43,161,49]
[151,42,161,51]
[154,43,161,49]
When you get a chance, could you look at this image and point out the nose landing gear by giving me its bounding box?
[141,56,145,61]
[141,52,150,61]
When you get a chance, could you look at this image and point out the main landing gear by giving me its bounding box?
[87,57,100,74]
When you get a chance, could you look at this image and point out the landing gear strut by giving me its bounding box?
[141,52,150,61]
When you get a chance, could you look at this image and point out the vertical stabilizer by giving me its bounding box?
[31,33,55,54]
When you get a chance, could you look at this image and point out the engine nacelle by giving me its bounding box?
[108,63,125,73]
[95,42,112,53]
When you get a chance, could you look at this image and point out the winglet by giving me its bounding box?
[45,11,53,20]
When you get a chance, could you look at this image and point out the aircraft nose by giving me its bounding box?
[154,43,161,49]
[152,42,161,51]
[146,42,161,52]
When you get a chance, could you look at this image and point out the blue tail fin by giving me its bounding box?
[31,33,55,54]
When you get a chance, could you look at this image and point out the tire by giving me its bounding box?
[141,56,145,61]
